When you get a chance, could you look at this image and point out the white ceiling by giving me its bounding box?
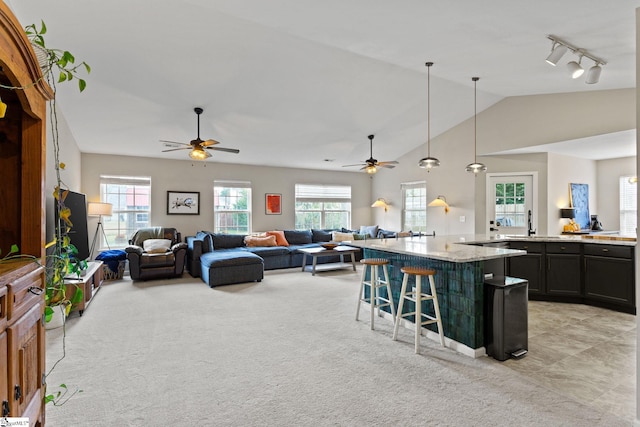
[7,0,640,170]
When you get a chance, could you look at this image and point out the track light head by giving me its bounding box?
[546,43,568,66]
[585,63,602,84]
[567,59,584,79]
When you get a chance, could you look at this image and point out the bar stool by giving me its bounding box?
[356,258,396,330]
[393,266,445,353]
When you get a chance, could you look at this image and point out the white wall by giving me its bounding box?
[81,154,373,241]
[45,105,82,243]
[596,156,636,231]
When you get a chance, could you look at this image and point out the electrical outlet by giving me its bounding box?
[459,215,466,223]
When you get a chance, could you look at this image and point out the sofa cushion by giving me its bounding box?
[283,229,312,245]
[312,229,333,242]
[201,251,262,268]
[359,225,379,238]
[241,246,290,257]
[213,233,246,249]
[266,230,289,246]
[143,239,172,253]
[332,231,354,242]
[245,235,278,247]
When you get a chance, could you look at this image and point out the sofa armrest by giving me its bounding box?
[185,236,204,278]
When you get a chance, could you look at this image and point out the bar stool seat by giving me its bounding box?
[356,258,396,330]
[393,266,445,353]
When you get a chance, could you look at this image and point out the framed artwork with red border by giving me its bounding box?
[265,193,282,215]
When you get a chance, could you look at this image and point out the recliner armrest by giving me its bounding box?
[125,245,144,256]
[172,242,188,253]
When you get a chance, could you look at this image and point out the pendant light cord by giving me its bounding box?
[426,62,433,157]
[472,77,479,162]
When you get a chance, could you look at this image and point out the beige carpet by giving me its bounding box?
[44,267,630,426]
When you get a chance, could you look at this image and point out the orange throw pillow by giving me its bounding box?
[244,235,277,247]
[266,230,289,246]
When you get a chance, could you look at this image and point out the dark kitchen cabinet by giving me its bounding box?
[507,241,544,295]
[584,244,634,313]
[546,243,582,296]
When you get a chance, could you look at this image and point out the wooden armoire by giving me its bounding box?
[0,1,54,425]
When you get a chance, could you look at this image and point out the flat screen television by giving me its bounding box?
[54,190,90,262]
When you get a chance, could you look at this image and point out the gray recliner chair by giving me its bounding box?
[125,227,187,280]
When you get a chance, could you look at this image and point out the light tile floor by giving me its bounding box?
[501,301,636,421]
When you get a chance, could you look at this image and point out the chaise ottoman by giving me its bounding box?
[200,251,264,288]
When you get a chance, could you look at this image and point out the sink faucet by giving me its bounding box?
[527,210,536,236]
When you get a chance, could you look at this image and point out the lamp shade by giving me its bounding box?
[560,208,576,219]
[428,196,449,213]
[371,198,389,211]
[88,202,113,217]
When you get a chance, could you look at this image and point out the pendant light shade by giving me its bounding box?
[465,77,487,174]
[418,62,440,171]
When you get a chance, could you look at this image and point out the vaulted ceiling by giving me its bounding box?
[8,0,640,170]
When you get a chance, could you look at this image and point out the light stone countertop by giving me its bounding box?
[346,233,636,264]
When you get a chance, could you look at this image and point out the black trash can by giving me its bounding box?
[484,276,528,361]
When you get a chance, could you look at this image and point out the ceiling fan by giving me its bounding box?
[342,134,399,174]
[161,107,240,160]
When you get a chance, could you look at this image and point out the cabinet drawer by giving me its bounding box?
[584,244,633,259]
[6,265,44,322]
[546,242,581,254]
[509,241,544,252]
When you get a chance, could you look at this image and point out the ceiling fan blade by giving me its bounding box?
[377,161,399,167]
[162,147,191,152]
[206,146,240,154]
[342,163,365,167]
[379,164,396,169]
[201,139,220,147]
[160,140,190,146]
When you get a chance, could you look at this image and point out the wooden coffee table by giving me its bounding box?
[298,245,360,275]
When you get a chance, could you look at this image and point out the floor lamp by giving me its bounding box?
[88,202,113,259]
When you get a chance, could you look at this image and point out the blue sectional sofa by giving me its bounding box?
[186,229,363,287]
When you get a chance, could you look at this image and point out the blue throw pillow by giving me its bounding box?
[311,229,333,242]
[359,225,379,239]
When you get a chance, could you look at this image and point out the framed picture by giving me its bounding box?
[569,183,590,230]
[167,191,200,215]
[265,193,282,215]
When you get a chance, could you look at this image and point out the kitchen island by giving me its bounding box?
[349,233,636,356]
[348,235,526,357]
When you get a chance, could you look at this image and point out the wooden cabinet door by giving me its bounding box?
[7,302,44,421]
[546,254,581,296]
[0,331,8,417]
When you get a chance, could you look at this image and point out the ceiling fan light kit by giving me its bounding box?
[342,134,398,174]
[418,61,440,171]
[161,107,240,161]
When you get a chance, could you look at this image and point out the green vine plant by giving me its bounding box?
[0,19,91,406]
[24,20,90,92]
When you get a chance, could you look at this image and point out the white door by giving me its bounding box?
[487,173,537,236]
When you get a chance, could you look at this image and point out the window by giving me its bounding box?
[100,175,151,248]
[494,182,526,227]
[295,184,351,229]
[401,181,427,232]
[620,176,637,235]
[214,181,252,234]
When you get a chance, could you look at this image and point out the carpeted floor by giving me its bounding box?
[44,268,632,426]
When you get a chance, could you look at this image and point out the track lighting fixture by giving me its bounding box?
[418,62,440,171]
[545,36,606,84]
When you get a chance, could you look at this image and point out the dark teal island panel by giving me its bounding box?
[364,248,486,349]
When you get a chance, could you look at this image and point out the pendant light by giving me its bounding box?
[465,77,487,174]
[418,62,440,171]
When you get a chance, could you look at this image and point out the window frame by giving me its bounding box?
[213,180,252,234]
[99,175,152,249]
[294,184,351,230]
[619,175,637,235]
[401,181,427,233]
